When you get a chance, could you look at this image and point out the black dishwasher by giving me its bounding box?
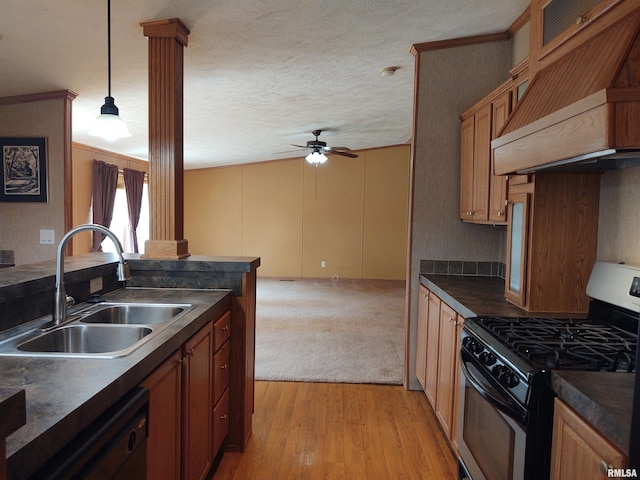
[31,386,149,480]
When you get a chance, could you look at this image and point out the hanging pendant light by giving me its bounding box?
[89,0,131,141]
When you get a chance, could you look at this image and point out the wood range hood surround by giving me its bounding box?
[492,11,640,175]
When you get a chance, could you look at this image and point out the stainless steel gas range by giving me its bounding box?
[457,262,639,480]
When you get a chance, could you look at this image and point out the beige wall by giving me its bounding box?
[0,97,67,265]
[185,145,410,280]
[597,166,640,266]
[71,143,148,255]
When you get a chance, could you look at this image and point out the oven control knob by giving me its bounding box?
[504,373,520,388]
[479,351,496,366]
[492,365,519,388]
[463,338,484,354]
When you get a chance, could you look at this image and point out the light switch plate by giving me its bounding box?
[39,229,55,245]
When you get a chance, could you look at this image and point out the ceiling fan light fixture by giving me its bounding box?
[305,150,328,164]
[89,0,131,141]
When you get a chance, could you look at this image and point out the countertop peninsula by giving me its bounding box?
[2,287,232,480]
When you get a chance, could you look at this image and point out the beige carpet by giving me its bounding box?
[254,277,406,384]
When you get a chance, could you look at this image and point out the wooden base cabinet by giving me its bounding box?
[182,321,214,480]
[551,399,627,480]
[415,285,429,389]
[212,312,231,455]
[140,350,182,480]
[416,285,464,451]
[142,311,231,480]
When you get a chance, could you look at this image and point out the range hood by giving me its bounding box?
[492,12,640,175]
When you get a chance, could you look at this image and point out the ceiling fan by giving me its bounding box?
[286,130,358,164]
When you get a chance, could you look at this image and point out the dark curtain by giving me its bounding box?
[123,168,146,253]
[90,159,119,251]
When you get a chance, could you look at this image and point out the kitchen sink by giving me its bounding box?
[78,303,190,325]
[0,301,194,358]
[17,325,153,355]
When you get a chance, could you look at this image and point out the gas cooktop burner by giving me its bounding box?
[474,316,637,372]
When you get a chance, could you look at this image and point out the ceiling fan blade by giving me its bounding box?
[332,151,359,158]
[291,144,309,149]
[273,148,306,154]
[325,146,353,151]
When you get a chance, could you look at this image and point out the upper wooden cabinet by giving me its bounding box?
[460,81,512,224]
[504,173,600,313]
[529,0,639,77]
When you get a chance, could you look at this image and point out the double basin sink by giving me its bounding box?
[0,302,193,359]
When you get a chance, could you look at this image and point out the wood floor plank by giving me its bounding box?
[214,381,458,479]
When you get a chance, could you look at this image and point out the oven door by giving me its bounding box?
[458,351,527,480]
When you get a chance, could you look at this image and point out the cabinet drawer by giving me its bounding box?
[213,311,231,352]
[212,387,229,455]
[213,340,230,404]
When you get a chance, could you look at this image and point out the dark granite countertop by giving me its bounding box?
[552,371,633,454]
[0,389,25,440]
[419,274,580,319]
[2,287,232,480]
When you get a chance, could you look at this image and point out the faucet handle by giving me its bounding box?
[66,295,75,307]
[117,262,131,282]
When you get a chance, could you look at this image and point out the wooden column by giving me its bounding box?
[140,18,191,259]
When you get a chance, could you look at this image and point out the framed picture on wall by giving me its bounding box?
[0,137,48,203]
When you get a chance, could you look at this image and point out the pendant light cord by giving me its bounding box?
[107,0,112,98]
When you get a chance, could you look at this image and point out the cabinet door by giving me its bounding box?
[415,285,430,389]
[424,292,441,408]
[435,302,458,439]
[550,399,627,480]
[470,103,492,221]
[460,104,492,221]
[505,191,530,307]
[182,322,214,480]
[489,91,511,223]
[141,350,182,480]
[460,116,475,221]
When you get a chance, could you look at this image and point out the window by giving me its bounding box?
[102,176,149,254]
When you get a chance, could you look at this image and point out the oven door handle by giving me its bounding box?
[460,351,526,424]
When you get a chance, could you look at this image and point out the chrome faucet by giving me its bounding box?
[53,224,131,325]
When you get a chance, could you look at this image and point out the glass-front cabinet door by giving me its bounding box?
[505,191,529,307]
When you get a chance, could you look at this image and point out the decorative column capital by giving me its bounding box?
[140,18,190,46]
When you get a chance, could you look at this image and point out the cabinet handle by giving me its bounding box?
[599,461,612,475]
[220,364,228,370]
[222,325,228,331]
[576,15,586,25]
[497,211,504,216]
[220,414,228,421]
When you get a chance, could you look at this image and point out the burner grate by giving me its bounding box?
[476,316,637,372]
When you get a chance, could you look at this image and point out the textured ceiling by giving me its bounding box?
[0,0,528,169]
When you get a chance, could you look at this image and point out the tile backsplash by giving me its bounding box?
[420,259,505,279]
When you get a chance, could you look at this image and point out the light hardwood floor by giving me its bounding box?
[213,381,458,479]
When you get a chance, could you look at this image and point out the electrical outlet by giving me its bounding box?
[89,277,103,294]
[39,229,55,245]
[629,277,640,298]
[321,261,326,268]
